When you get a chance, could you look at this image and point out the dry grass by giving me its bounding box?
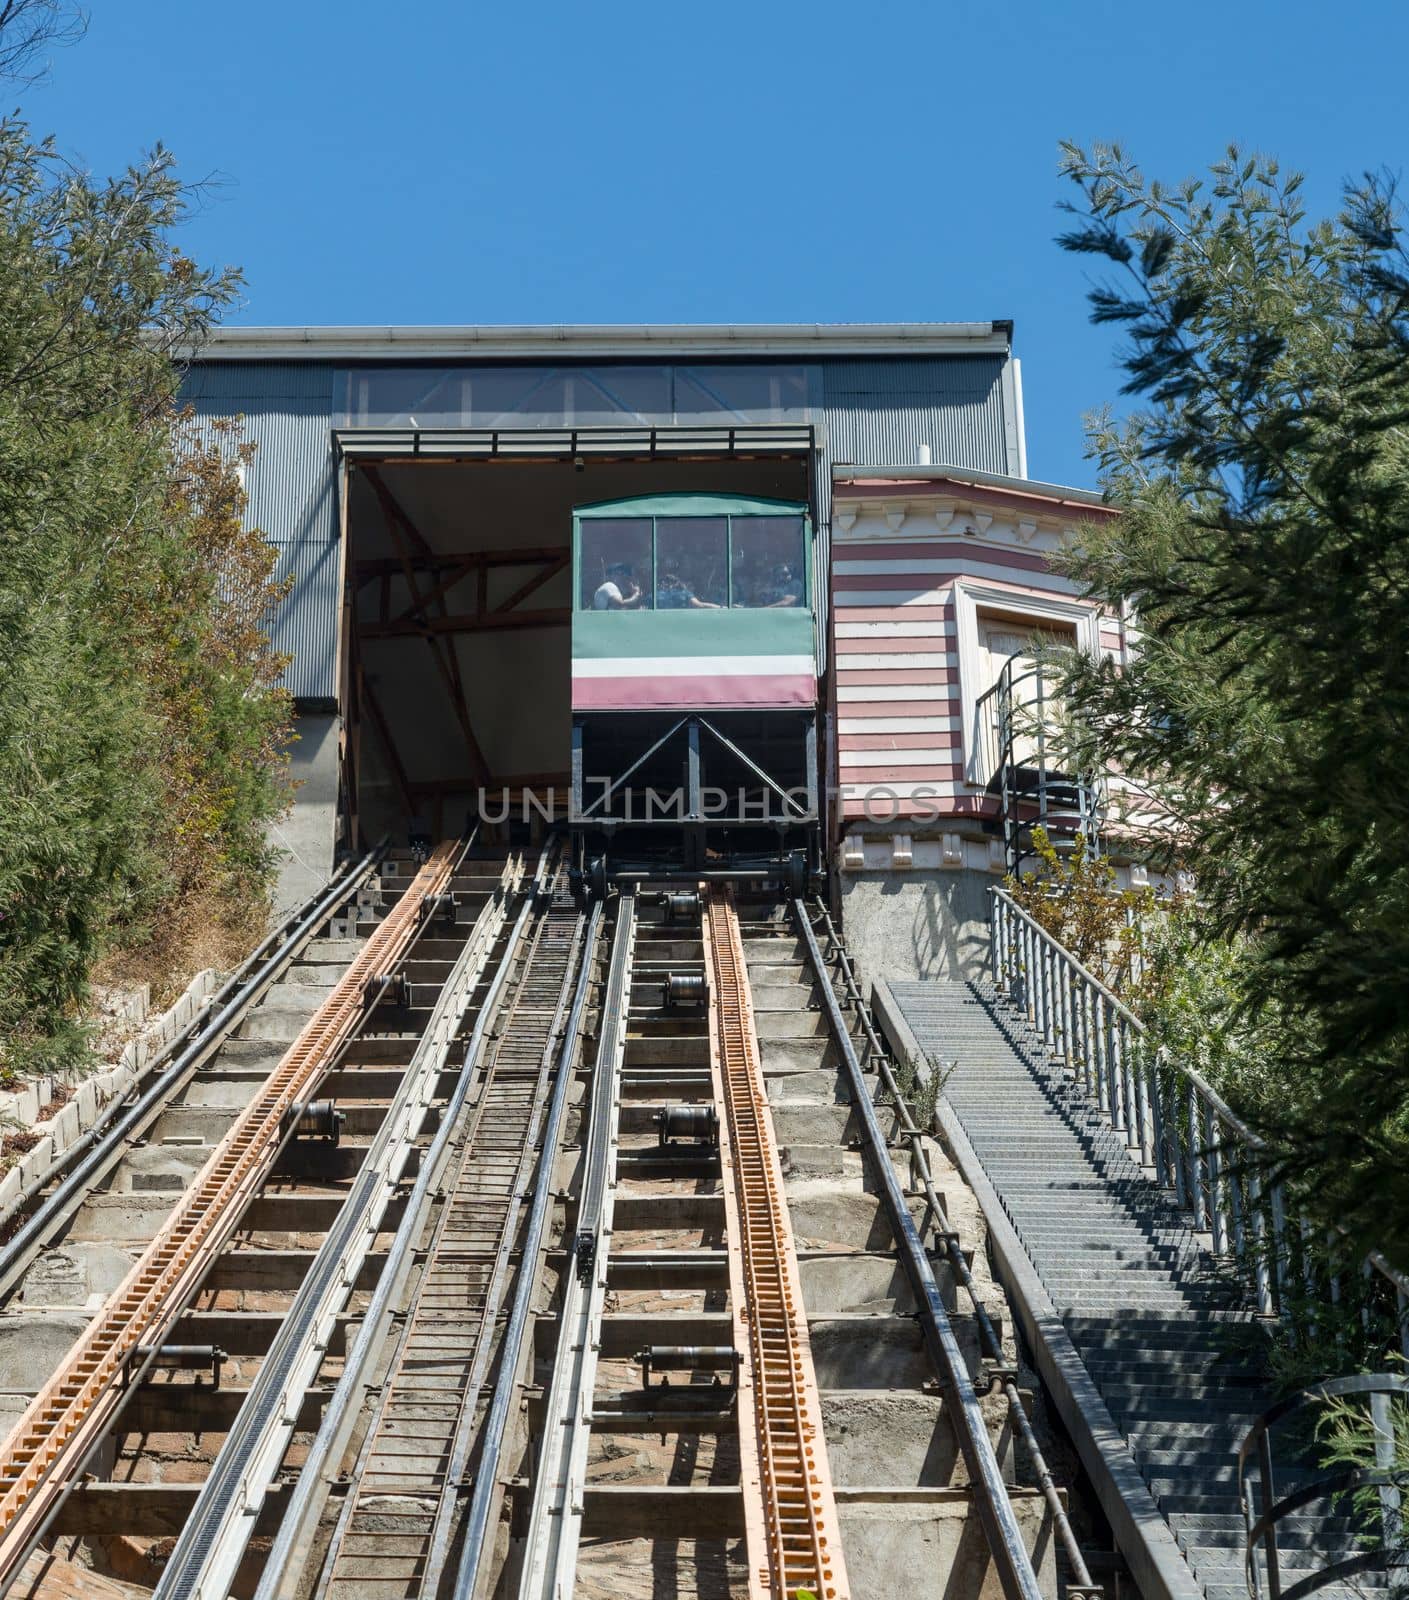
[93,877,267,1012]
[0,1128,43,1175]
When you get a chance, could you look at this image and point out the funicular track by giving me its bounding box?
[313,867,592,1600]
[0,840,465,1588]
[1,860,1093,1600]
[0,837,537,1597]
[503,881,1069,1600]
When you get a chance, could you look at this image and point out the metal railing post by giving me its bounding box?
[1248,1167,1274,1316]
[1147,1041,1168,1188]
[986,885,1409,1353]
[1092,989,1108,1104]
[1186,1085,1206,1231]
[1132,1031,1154,1166]
[1269,1182,1290,1315]
[1204,1101,1230,1259]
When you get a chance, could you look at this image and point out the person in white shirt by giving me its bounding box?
[592,562,643,610]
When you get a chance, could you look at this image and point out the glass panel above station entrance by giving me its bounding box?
[338,364,817,429]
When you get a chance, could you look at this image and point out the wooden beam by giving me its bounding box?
[390,555,478,621]
[119,1386,331,1435]
[52,1483,295,1538]
[384,547,569,625]
[494,550,570,615]
[354,547,567,581]
[360,608,569,639]
[361,464,433,557]
[504,1482,744,1541]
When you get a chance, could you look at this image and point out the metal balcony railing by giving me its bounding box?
[975,654,1104,876]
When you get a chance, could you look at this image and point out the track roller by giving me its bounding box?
[655,1104,719,1150]
[663,889,701,924]
[638,1345,741,1391]
[418,891,458,927]
[363,971,408,1008]
[280,1100,345,1143]
[665,971,705,1008]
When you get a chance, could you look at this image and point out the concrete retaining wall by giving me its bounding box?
[0,969,221,1227]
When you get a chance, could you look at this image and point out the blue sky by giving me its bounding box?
[18,0,1408,488]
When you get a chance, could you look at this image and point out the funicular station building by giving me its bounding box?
[185,322,1115,981]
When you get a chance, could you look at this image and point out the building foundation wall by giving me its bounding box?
[838,867,994,991]
[269,711,341,917]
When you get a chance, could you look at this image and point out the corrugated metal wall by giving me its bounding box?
[180,362,340,701]
[819,356,1011,477]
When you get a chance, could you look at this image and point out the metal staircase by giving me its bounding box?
[878,891,1407,1600]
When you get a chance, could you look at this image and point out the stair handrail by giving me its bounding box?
[992,883,1258,1142]
[988,885,1409,1344]
[1237,1372,1409,1600]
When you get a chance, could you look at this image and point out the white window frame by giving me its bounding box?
[952,578,1100,785]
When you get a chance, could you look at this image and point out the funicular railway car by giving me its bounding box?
[569,494,819,883]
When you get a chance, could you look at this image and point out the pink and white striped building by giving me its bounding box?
[826,465,1131,973]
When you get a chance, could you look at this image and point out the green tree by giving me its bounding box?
[0,115,291,1078]
[1053,143,1409,1258]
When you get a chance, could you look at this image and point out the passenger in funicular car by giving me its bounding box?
[591,562,645,610]
[657,571,721,610]
[755,562,804,608]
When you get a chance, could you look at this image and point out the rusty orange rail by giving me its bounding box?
[0,842,461,1585]
[702,887,848,1600]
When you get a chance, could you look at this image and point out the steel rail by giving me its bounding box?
[151,849,529,1600]
[518,887,637,1600]
[0,847,382,1301]
[311,854,585,1599]
[702,887,848,1600]
[252,858,549,1600]
[796,899,1071,1600]
[0,841,463,1591]
[396,874,586,1598]
[451,894,603,1600]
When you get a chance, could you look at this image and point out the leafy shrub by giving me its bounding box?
[0,119,291,1078]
